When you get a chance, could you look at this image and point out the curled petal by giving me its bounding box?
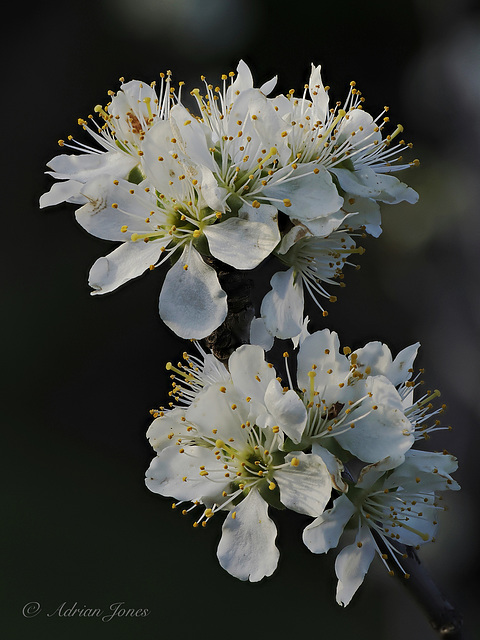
[260,268,304,340]
[335,523,376,606]
[89,240,164,295]
[303,494,356,554]
[275,452,331,517]
[264,378,306,444]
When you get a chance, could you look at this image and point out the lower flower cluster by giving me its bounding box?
[145,329,459,604]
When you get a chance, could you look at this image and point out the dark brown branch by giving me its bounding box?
[202,257,255,362]
[373,533,463,638]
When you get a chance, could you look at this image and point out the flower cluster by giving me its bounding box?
[42,60,459,610]
[41,61,418,339]
[145,330,459,603]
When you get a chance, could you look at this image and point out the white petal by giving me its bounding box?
[76,176,155,241]
[170,104,217,172]
[311,443,348,492]
[260,268,304,340]
[217,490,279,582]
[335,523,376,606]
[228,344,276,404]
[263,378,306,443]
[388,343,421,386]
[249,317,275,351]
[40,179,85,208]
[309,64,329,123]
[267,164,343,220]
[259,75,278,96]
[342,195,382,237]
[195,165,229,211]
[388,450,460,492]
[332,167,418,204]
[89,240,163,295]
[146,407,188,451]
[336,375,414,464]
[159,246,227,339]
[275,452,331,516]
[46,151,136,182]
[226,60,254,104]
[204,215,278,270]
[356,455,407,489]
[145,445,223,502]
[303,494,356,553]
[186,383,250,445]
[296,329,350,406]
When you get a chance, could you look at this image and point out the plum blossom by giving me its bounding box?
[40,75,175,208]
[146,344,333,581]
[302,450,460,605]
[283,329,416,466]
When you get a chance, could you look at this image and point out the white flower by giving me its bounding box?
[259,230,363,339]
[286,329,415,465]
[146,344,333,582]
[173,61,345,233]
[271,64,419,214]
[73,110,280,338]
[352,341,451,440]
[40,75,175,208]
[302,450,460,606]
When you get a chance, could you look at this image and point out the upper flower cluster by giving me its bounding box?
[145,330,459,599]
[41,61,419,340]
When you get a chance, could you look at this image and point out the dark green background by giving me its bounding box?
[3,1,479,638]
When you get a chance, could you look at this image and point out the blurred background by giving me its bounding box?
[3,0,479,638]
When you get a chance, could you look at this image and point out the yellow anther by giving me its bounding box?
[121,225,128,233]
[205,509,214,518]
[272,426,280,433]
[231,511,237,519]
[290,457,300,467]
[283,198,292,207]
[269,482,276,490]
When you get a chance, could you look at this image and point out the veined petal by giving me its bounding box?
[336,375,414,464]
[217,489,279,582]
[303,494,356,554]
[267,164,343,220]
[260,268,304,340]
[76,176,155,241]
[145,445,223,502]
[159,245,227,339]
[89,240,164,295]
[335,523,376,606]
[204,215,279,269]
[275,451,331,517]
